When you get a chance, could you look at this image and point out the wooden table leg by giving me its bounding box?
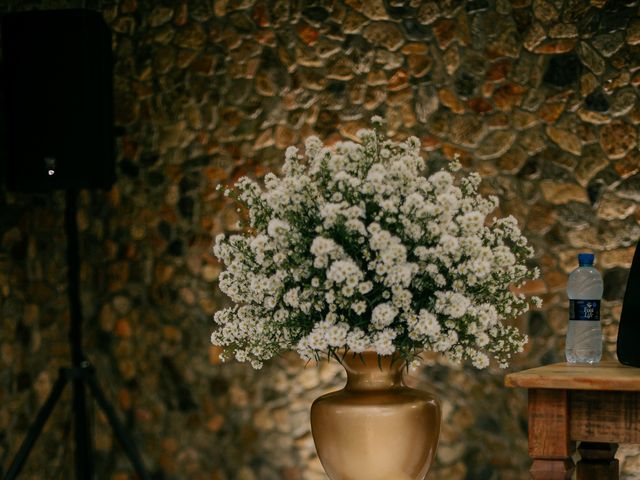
[577,442,618,480]
[528,389,575,479]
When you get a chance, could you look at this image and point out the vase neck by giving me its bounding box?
[342,351,405,391]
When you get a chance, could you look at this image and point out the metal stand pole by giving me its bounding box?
[3,190,150,480]
[65,189,94,480]
[3,371,68,479]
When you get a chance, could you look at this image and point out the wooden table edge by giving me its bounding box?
[504,361,640,392]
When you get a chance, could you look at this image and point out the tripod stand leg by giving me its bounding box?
[85,374,150,480]
[4,371,68,480]
[71,374,93,480]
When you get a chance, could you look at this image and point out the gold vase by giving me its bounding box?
[310,351,441,480]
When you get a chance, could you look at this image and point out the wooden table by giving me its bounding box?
[505,361,640,480]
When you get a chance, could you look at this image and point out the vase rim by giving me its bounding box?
[339,350,406,370]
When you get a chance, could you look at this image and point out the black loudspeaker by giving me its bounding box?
[1,9,115,192]
[617,239,640,367]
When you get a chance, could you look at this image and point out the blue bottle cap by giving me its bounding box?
[578,253,595,266]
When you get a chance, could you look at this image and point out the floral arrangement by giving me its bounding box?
[211,118,540,369]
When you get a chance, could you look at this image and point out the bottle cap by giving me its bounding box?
[578,253,595,266]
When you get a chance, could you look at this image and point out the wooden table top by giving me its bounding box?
[505,361,640,391]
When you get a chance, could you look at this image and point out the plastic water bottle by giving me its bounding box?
[565,253,603,364]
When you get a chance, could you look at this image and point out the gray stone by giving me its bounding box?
[519,127,547,155]
[316,38,342,59]
[580,72,599,96]
[524,22,547,51]
[443,45,461,75]
[433,18,458,50]
[175,24,206,50]
[375,49,404,70]
[549,23,578,39]
[592,32,625,58]
[190,1,213,22]
[540,180,589,204]
[577,108,611,125]
[602,71,631,94]
[476,130,516,160]
[577,42,605,75]
[627,19,640,45]
[416,85,440,123]
[599,220,640,250]
[497,145,528,173]
[363,22,405,51]
[610,88,637,117]
[541,151,575,181]
[521,89,546,112]
[449,115,487,147]
[345,0,389,20]
[546,126,582,156]
[556,202,595,228]
[599,120,638,159]
[513,109,539,130]
[575,145,609,187]
[426,109,450,137]
[342,9,367,34]
[149,6,174,27]
[418,2,441,25]
[617,173,640,201]
[407,53,433,78]
[532,0,558,23]
[363,87,387,110]
[597,192,637,220]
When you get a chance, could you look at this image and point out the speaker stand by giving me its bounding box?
[3,190,150,480]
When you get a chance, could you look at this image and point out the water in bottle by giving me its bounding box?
[565,253,603,364]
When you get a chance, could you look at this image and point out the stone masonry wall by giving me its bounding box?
[1,0,640,479]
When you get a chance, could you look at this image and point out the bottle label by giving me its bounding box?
[569,300,600,321]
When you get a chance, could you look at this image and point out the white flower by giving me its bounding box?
[392,288,412,310]
[267,219,290,239]
[307,328,328,350]
[305,136,323,158]
[283,288,300,308]
[372,328,397,356]
[411,309,441,340]
[325,322,349,347]
[471,259,492,278]
[532,296,543,308]
[439,234,459,255]
[358,281,373,294]
[352,301,367,315]
[457,211,484,233]
[429,171,453,193]
[264,296,277,310]
[347,328,368,353]
[285,146,298,159]
[211,120,536,370]
[437,193,459,217]
[471,351,490,369]
[476,332,490,347]
[371,303,398,330]
[435,291,470,319]
[327,259,364,285]
[494,246,516,267]
[310,236,336,256]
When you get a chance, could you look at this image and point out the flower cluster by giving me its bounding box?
[211,118,538,369]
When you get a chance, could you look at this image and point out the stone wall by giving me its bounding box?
[1,0,639,479]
